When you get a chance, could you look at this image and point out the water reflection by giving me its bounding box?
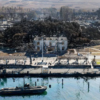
[88,82,90,92]
[62,79,64,89]
[0,78,7,86]
[29,77,34,86]
[41,78,49,86]
[99,84,100,92]
[76,92,80,100]
[62,84,63,89]
[2,78,7,83]
[0,77,100,100]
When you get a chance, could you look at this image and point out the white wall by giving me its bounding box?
[33,37,68,52]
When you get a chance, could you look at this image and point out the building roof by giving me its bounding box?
[34,36,67,41]
[58,55,87,59]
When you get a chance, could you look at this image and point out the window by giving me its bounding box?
[48,48,53,51]
[62,47,64,50]
[62,42,64,45]
[37,42,40,45]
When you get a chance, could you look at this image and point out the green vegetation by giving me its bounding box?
[96,59,100,65]
[96,61,100,65]
[2,18,90,48]
[82,27,100,40]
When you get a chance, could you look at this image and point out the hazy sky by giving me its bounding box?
[0,0,100,8]
[0,0,100,3]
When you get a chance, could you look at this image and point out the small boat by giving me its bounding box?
[0,83,47,95]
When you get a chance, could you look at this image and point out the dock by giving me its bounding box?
[0,64,100,77]
[0,55,99,77]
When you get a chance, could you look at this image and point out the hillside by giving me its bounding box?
[0,0,100,9]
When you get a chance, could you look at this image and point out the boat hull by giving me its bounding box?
[0,86,47,95]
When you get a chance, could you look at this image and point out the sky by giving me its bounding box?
[0,0,99,2]
[0,0,100,8]
[0,0,100,3]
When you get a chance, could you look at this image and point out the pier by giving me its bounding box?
[0,64,100,77]
[0,55,99,77]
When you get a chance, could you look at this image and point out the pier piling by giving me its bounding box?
[62,79,63,85]
[49,85,51,88]
[27,71,29,74]
[13,78,15,82]
[35,82,37,86]
[88,82,90,92]
[50,71,51,74]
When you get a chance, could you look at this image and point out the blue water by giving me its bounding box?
[0,77,100,100]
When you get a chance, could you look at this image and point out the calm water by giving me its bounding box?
[0,77,100,100]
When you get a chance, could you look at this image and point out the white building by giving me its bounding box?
[0,19,13,31]
[33,36,68,53]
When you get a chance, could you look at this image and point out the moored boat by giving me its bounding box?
[0,83,47,95]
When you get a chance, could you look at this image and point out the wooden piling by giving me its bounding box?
[49,85,51,88]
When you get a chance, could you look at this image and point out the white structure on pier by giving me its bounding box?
[33,36,68,53]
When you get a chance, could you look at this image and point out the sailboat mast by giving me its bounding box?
[42,36,43,62]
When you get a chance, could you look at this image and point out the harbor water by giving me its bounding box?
[0,77,100,100]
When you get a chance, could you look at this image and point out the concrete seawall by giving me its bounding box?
[0,64,100,78]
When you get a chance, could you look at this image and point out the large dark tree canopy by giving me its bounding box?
[3,19,90,48]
